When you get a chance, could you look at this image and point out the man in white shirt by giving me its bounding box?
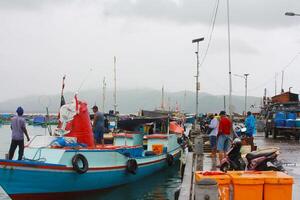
[207,114,219,157]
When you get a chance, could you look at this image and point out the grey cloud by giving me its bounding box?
[1,0,299,28]
[103,0,300,28]
[207,37,260,55]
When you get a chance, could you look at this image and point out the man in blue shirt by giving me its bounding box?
[245,111,256,151]
[9,107,30,160]
[92,106,105,145]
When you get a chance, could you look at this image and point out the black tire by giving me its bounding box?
[126,159,138,174]
[266,166,281,171]
[272,128,277,139]
[295,135,300,141]
[220,163,230,172]
[72,154,88,174]
[166,154,174,166]
[264,127,269,138]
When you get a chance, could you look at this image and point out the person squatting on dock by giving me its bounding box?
[92,105,105,145]
[8,107,30,160]
[217,111,232,162]
[207,114,219,157]
[245,111,256,151]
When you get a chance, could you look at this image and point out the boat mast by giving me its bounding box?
[275,73,277,95]
[113,56,117,114]
[161,85,165,110]
[183,89,187,112]
[227,0,233,118]
[102,76,106,112]
[281,70,284,93]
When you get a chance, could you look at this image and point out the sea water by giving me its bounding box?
[0,125,181,200]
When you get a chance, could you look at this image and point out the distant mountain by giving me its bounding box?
[0,89,262,114]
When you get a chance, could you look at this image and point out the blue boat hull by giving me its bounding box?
[0,149,181,200]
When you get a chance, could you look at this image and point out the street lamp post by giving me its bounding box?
[285,12,300,16]
[192,37,204,119]
[233,73,250,116]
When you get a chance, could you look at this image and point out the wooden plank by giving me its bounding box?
[178,152,194,200]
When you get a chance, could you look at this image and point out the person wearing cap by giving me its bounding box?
[217,111,232,162]
[8,107,30,160]
[92,105,105,146]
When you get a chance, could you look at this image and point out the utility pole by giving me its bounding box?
[113,56,117,114]
[192,37,204,118]
[102,77,106,112]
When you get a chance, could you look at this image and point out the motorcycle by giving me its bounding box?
[233,123,247,138]
[220,138,285,172]
[233,123,256,151]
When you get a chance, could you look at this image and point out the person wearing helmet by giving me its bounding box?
[8,107,30,160]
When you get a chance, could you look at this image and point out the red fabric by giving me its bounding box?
[201,171,225,176]
[218,117,231,135]
[169,121,184,134]
[65,101,95,147]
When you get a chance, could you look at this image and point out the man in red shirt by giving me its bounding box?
[217,111,232,162]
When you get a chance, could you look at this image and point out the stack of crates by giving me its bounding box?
[195,171,294,200]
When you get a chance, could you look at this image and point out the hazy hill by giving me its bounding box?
[0,89,262,114]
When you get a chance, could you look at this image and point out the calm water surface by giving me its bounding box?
[0,125,181,200]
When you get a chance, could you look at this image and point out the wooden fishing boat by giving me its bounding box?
[0,97,183,200]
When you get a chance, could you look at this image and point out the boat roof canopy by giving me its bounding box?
[117,117,168,131]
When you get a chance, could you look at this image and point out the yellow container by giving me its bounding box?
[261,171,294,200]
[152,144,163,155]
[227,171,264,200]
[195,171,231,200]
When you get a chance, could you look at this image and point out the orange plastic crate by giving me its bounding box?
[195,171,231,200]
[227,171,264,200]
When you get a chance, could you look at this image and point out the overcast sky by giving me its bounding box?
[0,0,299,102]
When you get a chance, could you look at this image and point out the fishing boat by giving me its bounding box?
[0,96,183,200]
[28,115,58,126]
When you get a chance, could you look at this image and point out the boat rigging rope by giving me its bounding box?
[77,68,93,94]
[199,0,220,68]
